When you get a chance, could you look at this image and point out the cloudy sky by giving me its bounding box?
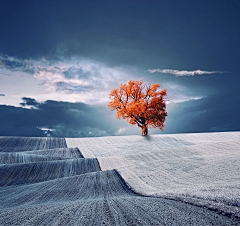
[0,0,239,137]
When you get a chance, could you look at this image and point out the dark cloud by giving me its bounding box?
[1,1,239,93]
[0,55,34,74]
[0,98,129,137]
[1,0,239,71]
[0,1,239,136]
[0,94,5,96]
[163,92,240,134]
[1,92,239,138]
[0,104,44,137]
[20,97,39,107]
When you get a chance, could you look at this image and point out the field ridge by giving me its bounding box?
[0,133,239,225]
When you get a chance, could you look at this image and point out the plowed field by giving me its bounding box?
[0,133,239,225]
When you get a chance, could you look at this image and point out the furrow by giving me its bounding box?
[0,132,239,225]
[0,137,66,152]
[0,158,101,187]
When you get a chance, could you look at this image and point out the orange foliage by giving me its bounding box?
[108,80,167,134]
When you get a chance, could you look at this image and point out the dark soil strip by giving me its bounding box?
[0,170,238,225]
[0,137,67,152]
[0,158,101,187]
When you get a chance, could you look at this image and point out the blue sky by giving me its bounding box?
[0,0,239,137]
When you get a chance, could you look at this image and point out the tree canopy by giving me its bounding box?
[108,80,167,135]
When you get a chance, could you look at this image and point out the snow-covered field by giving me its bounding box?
[0,132,240,225]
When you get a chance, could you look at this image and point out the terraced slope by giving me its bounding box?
[0,158,101,187]
[0,148,84,164]
[0,134,239,225]
[24,147,84,158]
[0,152,71,164]
[0,170,238,225]
[0,136,66,152]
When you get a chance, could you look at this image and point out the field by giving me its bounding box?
[0,132,240,225]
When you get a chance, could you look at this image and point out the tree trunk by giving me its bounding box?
[141,124,148,136]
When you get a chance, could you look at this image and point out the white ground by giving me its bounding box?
[0,133,239,225]
[66,131,240,219]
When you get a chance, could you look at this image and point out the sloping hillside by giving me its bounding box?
[0,133,239,225]
[67,132,240,220]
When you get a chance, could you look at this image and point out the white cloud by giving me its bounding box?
[0,55,135,105]
[168,95,204,104]
[161,82,204,104]
[147,69,226,76]
[114,127,127,135]
[34,65,90,91]
[38,127,56,132]
[32,58,133,103]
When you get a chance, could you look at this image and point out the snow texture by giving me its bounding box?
[67,132,240,221]
[0,133,239,225]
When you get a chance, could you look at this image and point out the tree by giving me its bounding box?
[108,80,167,135]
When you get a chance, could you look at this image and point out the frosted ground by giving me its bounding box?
[0,132,239,225]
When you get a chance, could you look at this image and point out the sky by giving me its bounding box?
[0,0,240,137]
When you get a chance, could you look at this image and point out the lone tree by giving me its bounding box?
[108,80,167,135]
